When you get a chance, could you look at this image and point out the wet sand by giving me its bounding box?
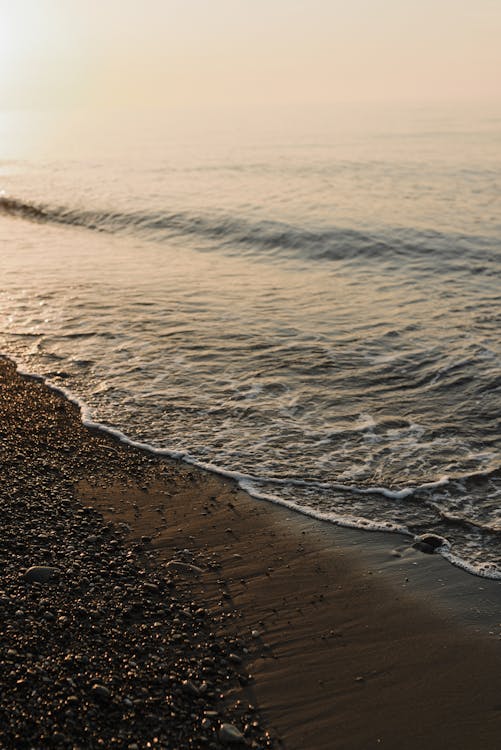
[3,356,501,749]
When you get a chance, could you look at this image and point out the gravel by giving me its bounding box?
[0,356,275,749]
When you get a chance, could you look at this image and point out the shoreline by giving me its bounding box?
[12,358,501,585]
[2,357,501,748]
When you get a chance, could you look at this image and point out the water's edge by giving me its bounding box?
[5,352,501,583]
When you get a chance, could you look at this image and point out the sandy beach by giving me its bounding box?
[2,355,501,749]
[1,1,500,747]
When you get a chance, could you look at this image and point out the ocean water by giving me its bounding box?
[1,105,500,577]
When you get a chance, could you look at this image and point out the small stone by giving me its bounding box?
[413,541,435,554]
[165,561,203,577]
[420,534,445,548]
[91,684,111,700]
[24,566,60,584]
[182,680,200,697]
[413,534,445,554]
[219,723,245,744]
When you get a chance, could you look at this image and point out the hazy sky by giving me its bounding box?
[1,0,500,112]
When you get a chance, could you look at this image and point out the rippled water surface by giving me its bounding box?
[1,106,500,576]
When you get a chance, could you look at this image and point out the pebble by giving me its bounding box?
[413,541,435,554]
[219,723,246,744]
[165,560,203,576]
[413,534,445,554]
[24,566,61,584]
[0,359,276,750]
[182,679,200,697]
[91,684,111,700]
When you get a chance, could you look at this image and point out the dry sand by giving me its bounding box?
[3,356,501,749]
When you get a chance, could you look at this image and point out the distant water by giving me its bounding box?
[1,106,500,577]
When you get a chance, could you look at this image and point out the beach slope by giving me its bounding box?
[2,357,501,749]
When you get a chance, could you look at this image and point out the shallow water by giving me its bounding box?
[1,105,500,576]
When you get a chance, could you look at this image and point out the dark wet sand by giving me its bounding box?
[3,356,501,749]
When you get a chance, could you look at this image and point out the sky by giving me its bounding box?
[0,0,500,113]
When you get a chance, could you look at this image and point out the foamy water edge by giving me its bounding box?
[7,354,501,582]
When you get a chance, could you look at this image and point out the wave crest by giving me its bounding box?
[0,195,496,266]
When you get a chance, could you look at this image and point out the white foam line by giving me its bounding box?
[236,480,412,536]
[439,548,501,580]
[13,359,457,503]
[19,368,187,460]
[165,458,452,501]
[227,466,488,501]
[6,356,501,581]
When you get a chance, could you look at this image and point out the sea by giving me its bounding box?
[1,104,500,578]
